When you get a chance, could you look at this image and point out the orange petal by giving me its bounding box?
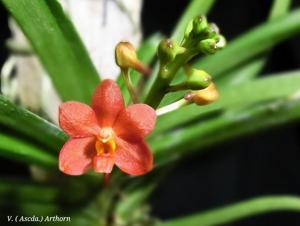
[93,154,115,174]
[115,138,153,176]
[114,104,156,141]
[92,79,125,127]
[59,101,100,137]
[59,137,95,176]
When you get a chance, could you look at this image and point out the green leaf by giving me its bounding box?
[0,179,61,204]
[0,178,90,205]
[0,95,67,152]
[0,202,60,217]
[151,94,300,164]
[155,196,300,226]
[153,71,300,136]
[115,170,167,221]
[0,132,57,168]
[171,0,216,42]
[1,0,100,103]
[195,7,300,78]
[216,58,267,86]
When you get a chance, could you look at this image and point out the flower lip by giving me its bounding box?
[95,127,116,156]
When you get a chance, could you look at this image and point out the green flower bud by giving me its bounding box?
[157,39,186,64]
[198,39,217,54]
[200,23,220,41]
[185,68,212,90]
[192,16,208,35]
[184,19,193,40]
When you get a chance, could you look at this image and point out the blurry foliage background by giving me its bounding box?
[1,0,300,225]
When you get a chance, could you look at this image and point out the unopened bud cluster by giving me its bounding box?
[184,16,226,54]
[114,15,226,112]
[155,16,224,106]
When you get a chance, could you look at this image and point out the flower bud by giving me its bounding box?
[192,16,208,35]
[157,39,186,64]
[185,67,211,90]
[184,19,193,40]
[199,23,220,41]
[198,39,217,54]
[185,83,219,105]
[115,41,150,75]
[216,35,226,49]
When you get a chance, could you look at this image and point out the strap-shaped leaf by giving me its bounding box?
[0,95,66,152]
[152,95,300,164]
[155,196,300,226]
[1,0,100,103]
[0,132,57,168]
[0,178,89,205]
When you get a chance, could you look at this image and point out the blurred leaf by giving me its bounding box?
[216,0,292,87]
[0,178,90,205]
[0,179,61,204]
[151,94,300,164]
[0,202,60,219]
[171,0,216,42]
[114,170,166,222]
[0,133,57,168]
[117,33,163,104]
[216,58,267,86]
[153,71,300,136]
[155,196,300,226]
[1,0,100,103]
[0,95,67,152]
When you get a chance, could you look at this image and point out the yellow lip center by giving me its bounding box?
[95,128,116,155]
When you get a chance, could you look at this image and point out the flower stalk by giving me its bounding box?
[156,98,191,116]
[122,68,140,103]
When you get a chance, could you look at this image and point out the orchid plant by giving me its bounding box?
[1,0,300,225]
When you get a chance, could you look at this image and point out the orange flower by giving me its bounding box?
[58,80,156,176]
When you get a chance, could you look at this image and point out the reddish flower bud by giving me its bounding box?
[185,83,219,105]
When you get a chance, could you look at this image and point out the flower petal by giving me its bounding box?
[114,104,156,141]
[59,137,95,176]
[115,138,153,175]
[92,79,125,127]
[93,154,115,173]
[59,101,100,137]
